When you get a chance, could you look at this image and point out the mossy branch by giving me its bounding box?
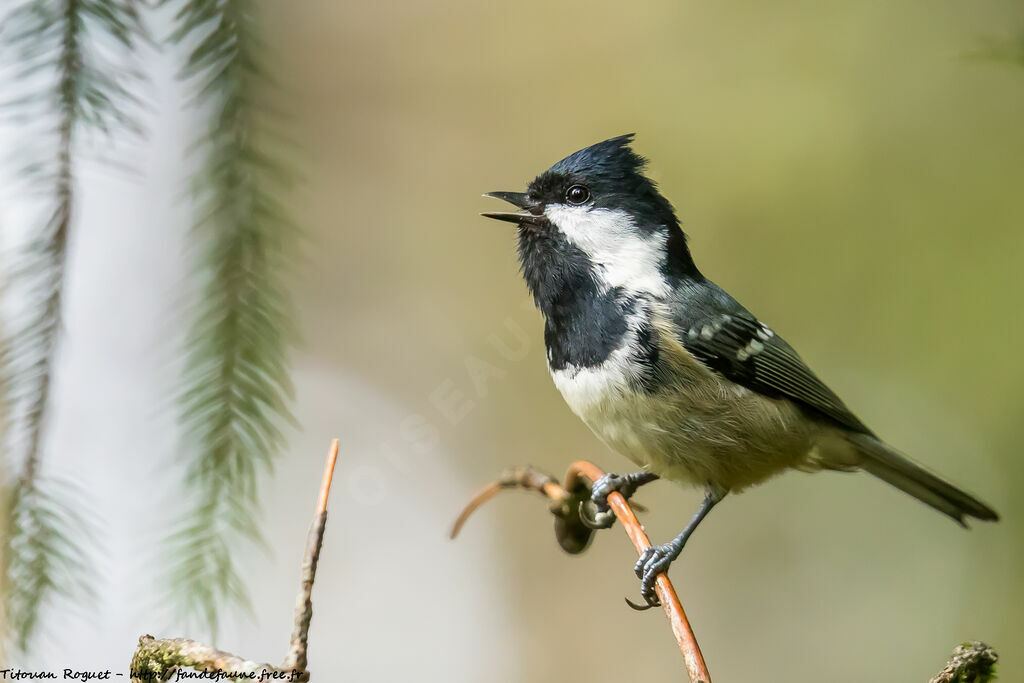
[929,642,998,683]
[132,440,338,683]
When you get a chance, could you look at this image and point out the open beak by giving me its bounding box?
[481,191,544,225]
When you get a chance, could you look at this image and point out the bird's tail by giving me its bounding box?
[848,433,999,525]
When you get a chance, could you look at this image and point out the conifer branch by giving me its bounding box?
[163,0,298,635]
[1,0,143,652]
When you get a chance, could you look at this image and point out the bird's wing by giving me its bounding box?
[672,289,872,435]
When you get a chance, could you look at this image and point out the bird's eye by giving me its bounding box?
[565,185,590,205]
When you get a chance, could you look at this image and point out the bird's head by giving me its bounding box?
[483,134,697,310]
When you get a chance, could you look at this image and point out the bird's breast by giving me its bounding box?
[547,308,813,490]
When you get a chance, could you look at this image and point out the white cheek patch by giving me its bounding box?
[544,204,669,298]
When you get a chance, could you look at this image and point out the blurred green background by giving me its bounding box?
[6,0,1023,679]
[267,0,1023,679]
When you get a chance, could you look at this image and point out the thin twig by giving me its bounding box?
[131,439,341,682]
[565,461,711,683]
[452,460,712,683]
[284,438,340,671]
[450,466,568,540]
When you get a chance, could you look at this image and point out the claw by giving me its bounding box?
[578,501,616,529]
[625,595,659,611]
[633,543,678,608]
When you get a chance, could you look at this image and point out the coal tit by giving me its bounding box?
[482,134,998,608]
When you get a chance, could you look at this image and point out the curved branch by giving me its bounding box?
[453,460,712,683]
[450,466,568,540]
[565,461,711,683]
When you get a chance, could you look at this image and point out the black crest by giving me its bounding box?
[549,133,647,180]
[520,135,698,296]
[527,134,682,237]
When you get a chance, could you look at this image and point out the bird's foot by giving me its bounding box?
[627,540,683,610]
[579,472,656,530]
[624,488,722,611]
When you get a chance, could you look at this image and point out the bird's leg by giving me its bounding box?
[628,487,726,610]
[579,471,659,530]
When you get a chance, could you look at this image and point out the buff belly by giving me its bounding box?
[549,345,836,492]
